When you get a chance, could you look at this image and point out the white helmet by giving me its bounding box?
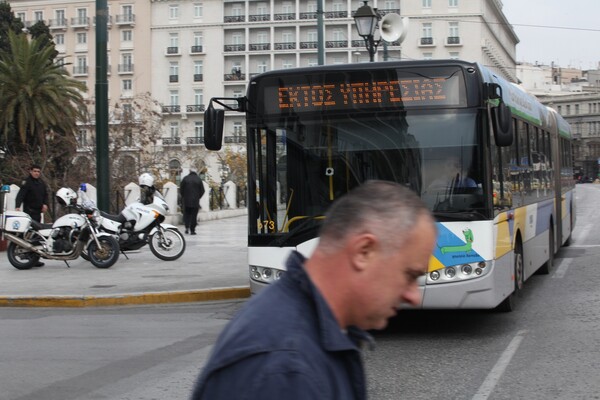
[56,187,78,207]
[139,172,154,187]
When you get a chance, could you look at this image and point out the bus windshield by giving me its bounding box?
[250,108,489,240]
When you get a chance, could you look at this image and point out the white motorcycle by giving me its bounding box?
[0,186,120,270]
[80,184,186,261]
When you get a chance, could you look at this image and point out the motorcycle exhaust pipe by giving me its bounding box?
[2,232,45,255]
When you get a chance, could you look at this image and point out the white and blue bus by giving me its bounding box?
[205,60,575,311]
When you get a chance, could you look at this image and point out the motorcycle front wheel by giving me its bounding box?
[149,228,186,261]
[87,236,120,268]
[7,242,40,270]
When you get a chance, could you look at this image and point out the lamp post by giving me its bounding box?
[353,1,381,62]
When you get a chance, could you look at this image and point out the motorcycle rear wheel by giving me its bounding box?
[7,242,40,270]
[87,236,120,268]
[149,228,186,261]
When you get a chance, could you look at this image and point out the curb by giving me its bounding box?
[0,286,251,308]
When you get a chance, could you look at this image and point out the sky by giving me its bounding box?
[501,0,600,70]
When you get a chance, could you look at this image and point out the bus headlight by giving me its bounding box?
[249,265,285,284]
[427,261,490,284]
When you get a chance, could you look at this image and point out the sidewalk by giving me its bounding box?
[0,211,250,307]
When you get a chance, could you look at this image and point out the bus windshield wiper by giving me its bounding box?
[271,217,323,247]
[432,210,487,221]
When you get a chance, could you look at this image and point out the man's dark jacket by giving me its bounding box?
[191,251,371,400]
[180,172,205,208]
[15,175,48,216]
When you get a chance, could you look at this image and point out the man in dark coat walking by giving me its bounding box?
[180,168,205,235]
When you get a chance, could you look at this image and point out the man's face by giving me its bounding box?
[355,215,436,331]
[30,168,41,178]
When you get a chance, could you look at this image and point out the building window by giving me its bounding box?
[122,79,132,90]
[34,11,43,21]
[282,59,294,69]
[422,0,432,8]
[169,33,179,47]
[575,104,579,114]
[233,90,243,98]
[233,122,243,136]
[77,32,87,44]
[194,3,203,18]
[194,32,203,47]
[170,122,180,137]
[55,34,65,45]
[168,159,182,184]
[194,89,203,105]
[566,105,571,115]
[16,12,25,22]
[55,9,65,22]
[169,5,179,19]
[449,0,458,7]
[170,62,179,77]
[422,23,432,39]
[77,8,87,19]
[122,30,133,42]
[449,22,459,38]
[258,61,268,73]
[170,90,179,106]
[423,52,433,60]
[449,51,459,59]
[194,121,204,138]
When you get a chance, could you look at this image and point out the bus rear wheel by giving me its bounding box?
[496,241,523,312]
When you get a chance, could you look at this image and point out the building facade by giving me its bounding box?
[9,0,519,185]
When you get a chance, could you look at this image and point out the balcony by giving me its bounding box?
[224,44,245,52]
[326,40,347,48]
[420,37,434,46]
[249,43,270,51]
[324,11,348,18]
[190,45,203,54]
[186,104,206,113]
[169,75,179,83]
[118,64,134,73]
[224,15,245,23]
[446,36,461,45]
[224,136,246,144]
[162,105,181,113]
[187,136,204,145]
[162,136,181,145]
[377,8,400,16]
[300,41,318,49]
[166,47,180,55]
[224,73,246,81]
[274,42,296,50]
[249,14,270,22]
[193,74,203,82]
[274,13,295,20]
[115,14,135,25]
[351,39,363,47]
[73,66,88,75]
[48,18,68,30]
[71,17,90,29]
[299,12,317,19]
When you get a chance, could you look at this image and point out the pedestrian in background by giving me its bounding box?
[191,180,437,400]
[180,168,205,235]
[15,164,49,267]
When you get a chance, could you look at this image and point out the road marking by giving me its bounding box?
[471,330,528,400]
[552,258,573,279]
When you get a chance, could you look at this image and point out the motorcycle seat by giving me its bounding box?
[100,211,127,223]
[31,220,54,230]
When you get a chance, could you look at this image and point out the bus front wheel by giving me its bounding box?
[496,241,524,312]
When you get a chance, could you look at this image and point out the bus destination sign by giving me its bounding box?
[271,74,464,113]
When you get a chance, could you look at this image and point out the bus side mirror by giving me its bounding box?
[492,101,513,147]
[204,103,224,151]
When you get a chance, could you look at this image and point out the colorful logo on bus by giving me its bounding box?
[431,224,484,270]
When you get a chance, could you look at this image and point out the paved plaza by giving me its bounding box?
[0,214,250,306]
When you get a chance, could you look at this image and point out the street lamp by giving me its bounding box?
[353,1,381,62]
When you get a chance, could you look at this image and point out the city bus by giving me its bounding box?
[204,60,575,311]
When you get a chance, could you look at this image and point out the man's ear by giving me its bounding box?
[348,233,378,271]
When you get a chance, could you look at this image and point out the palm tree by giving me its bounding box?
[0,31,87,163]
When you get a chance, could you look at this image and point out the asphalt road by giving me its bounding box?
[2,185,600,399]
